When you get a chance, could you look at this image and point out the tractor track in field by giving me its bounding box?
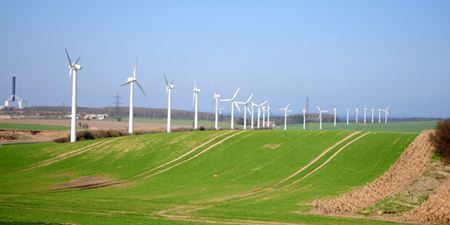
[19,139,119,172]
[48,130,245,192]
[154,131,371,225]
[132,130,235,179]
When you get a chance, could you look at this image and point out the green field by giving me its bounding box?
[0,130,418,225]
[0,123,68,131]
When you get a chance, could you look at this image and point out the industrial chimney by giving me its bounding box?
[11,76,16,101]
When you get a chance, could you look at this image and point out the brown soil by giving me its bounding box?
[263,144,282,149]
[312,130,435,215]
[52,176,119,190]
[0,118,190,131]
[401,178,450,225]
[0,129,66,144]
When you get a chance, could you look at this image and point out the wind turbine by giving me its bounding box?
[220,88,240,129]
[65,48,81,143]
[378,108,382,123]
[213,88,221,130]
[192,79,200,130]
[255,101,267,129]
[363,107,368,124]
[317,107,328,130]
[279,104,292,131]
[121,60,147,135]
[302,109,307,130]
[355,108,359,123]
[346,108,350,125]
[262,105,266,128]
[333,108,337,127]
[164,75,175,133]
[266,104,271,128]
[371,107,375,124]
[236,94,253,130]
[250,102,256,129]
[384,106,390,123]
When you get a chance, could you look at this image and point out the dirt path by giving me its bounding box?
[312,130,434,215]
[132,131,233,179]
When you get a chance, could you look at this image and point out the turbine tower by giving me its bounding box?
[371,107,375,124]
[266,104,271,128]
[355,108,359,124]
[192,79,200,130]
[262,105,266,128]
[220,88,240,129]
[164,75,175,133]
[250,102,256,129]
[236,94,253,130]
[346,108,350,125]
[384,106,390,123]
[302,109,307,130]
[213,88,221,130]
[255,101,267,129]
[279,104,292,131]
[378,108,382,123]
[317,107,328,130]
[333,107,337,127]
[65,48,82,143]
[363,107,367,124]
[121,61,147,135]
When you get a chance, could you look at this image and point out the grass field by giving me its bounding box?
[0,123,68,131]
[0,129,418,225]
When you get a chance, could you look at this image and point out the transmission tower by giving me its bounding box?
[112,92,121,119]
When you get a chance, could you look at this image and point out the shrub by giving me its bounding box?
[430,119,450,164]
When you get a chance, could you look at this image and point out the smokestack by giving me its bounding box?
[11,76,16,101]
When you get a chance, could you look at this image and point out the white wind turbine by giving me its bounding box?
[279,104,292,131]
[317,107,328,130]
[363,107,367,124]
[256,100,267,129]
[378,108,382,123]
[262,105,266,128]
[213,88,221,130]
[302,109,307,130]
[250,102,256,129]
[192,79,200,130]
[220,88,240,130]
[236,94,253,130]
[346,108,350,125]
[371,107,375,124]
[266,104,271,128]
[164,75,175,133]
[333,107,337,127]
[121,61,147,135]
[384,106,390,123]
[355,108,359,123]
[65,48,81,143]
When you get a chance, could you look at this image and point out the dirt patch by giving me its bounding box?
[401,178,450,225]
[312,130,434,215]
[263,144,282,149]
[52,176,119,190]
[0,129,66,144]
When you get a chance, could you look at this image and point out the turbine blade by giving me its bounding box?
[246,94,253,103]
[232,88,240,99]
[74,56,81,65]
[135,81,147,96]
[164,75,169,86]
[65,48,72,65]
[69,69,72,78]
[133,62,137,78]
[120,81,131,86]
[234,101,241,111]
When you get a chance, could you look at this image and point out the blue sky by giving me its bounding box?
[0,0,449,117]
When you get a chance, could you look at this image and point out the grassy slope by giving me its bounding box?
[0,123,68,131]
[0,130,417,225]
[276,121,437,133]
